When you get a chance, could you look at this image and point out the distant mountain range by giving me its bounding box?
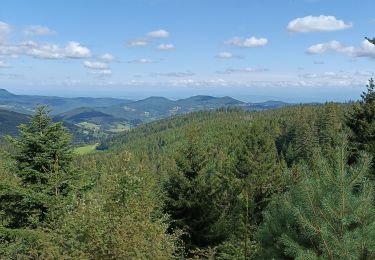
[0,89,292,139]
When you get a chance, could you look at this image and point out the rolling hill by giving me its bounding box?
[0,89,132,114]
[0,89,292,136]
[0,108,96,143]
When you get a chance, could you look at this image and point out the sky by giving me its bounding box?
[0,0,375,102]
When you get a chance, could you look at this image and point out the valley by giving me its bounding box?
[0,89,291,140]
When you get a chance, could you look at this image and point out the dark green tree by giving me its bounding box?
[347,78,375,165]
[257,139,375,259]
[234,123,282,259]
[164,126,233,253]
[9,106,73,196]
[0,106,74,258]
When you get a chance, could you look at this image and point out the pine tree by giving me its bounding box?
[257,138,375,259]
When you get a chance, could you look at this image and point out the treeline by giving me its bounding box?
[1,80,375,258]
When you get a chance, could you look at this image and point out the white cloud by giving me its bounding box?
[0,41,91,59]
[287,15,352,32]
[156,43,175,50]
[217,67,268,74]
[128,58,154,64]
[215,52,240,59]
[0,21,11,43]
[167,78,228,87]
[0,60,10,68]
[299,71,350,79]
[226,36,268,48]
[216,52,233,59]
[147,29,169,38]
[91,69,112,76]
[64,42,91,58]
[83,60,108,70]
[23,25,56,36]
[100,53,114,61]
[127,39,148,47]
[151,71,195,77]
[128,29,170,49]
[307,40,375,58]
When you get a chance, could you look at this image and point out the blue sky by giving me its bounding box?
[0,0,375,102]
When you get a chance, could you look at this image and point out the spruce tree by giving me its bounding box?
[1,106,74,228]
[164,126,230,252]
[234,123,281,259]
[10,106,73,195]
[347,78,375,165]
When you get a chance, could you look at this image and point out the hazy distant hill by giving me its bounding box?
[0,89,292,135]
[0,108,96,143]
[0,109,29,136]
[0,89,132,114]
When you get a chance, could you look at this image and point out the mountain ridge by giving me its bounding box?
[0,89,292,136]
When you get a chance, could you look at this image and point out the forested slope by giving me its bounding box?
[1,81,375,258]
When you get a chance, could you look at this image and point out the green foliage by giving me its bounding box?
[257,139,375,259]
[347,78,375,163]
[74,143,99,155]
[59,152,179,259]
[0,106,76,258]
[0,99,370,258]
[8,106,74,196]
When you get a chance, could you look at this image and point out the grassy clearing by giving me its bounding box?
[75,143,99,155]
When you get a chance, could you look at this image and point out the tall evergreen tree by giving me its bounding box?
[0,106,74,258]
[257,139,375,259]
[9,106,73,196]
[347,78,375,165]
[164,126,234,253]
[234,123,281,259]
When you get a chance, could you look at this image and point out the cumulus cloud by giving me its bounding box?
[147,29,169,38]
[100,53,114,61]
[128,58,154,64]
[128,29,172,49]
[287,15,352,32]
[127,39,148,47]
[226,36,268,48]
[307,40,375,58]
[156,43,175,51]
[64,42,91,58]
[83,60,108,70]
[0,41,91,59]
[23,25,56,36]
[0,21,11,43]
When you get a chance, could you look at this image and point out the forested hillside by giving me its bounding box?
[1,80,375,258]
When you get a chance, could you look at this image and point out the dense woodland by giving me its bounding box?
[1,79,375,259]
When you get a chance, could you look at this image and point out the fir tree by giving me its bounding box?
[234,123,281,259]
[347,78,375,166]
[0,106,74,258]
[1,106,74,227]
[9,106,73,196]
